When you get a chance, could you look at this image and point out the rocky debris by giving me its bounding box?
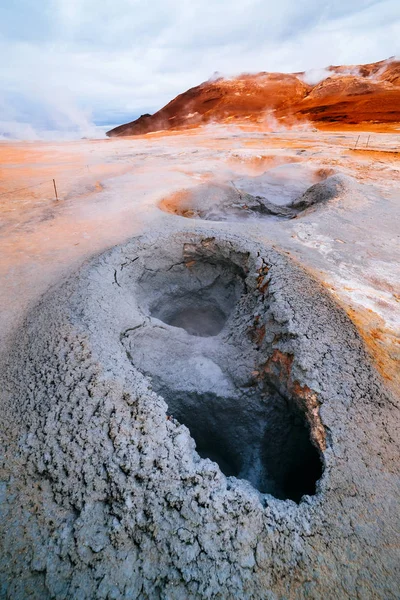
[0,229,398,599]
[234,194,293,217]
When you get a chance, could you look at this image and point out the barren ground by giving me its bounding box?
[1,126,399,392]
[1,125,400,599]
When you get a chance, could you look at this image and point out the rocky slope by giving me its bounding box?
[107,57,400,136]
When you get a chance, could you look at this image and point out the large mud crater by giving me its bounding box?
[126,249,323,501]
[0,229,398,599]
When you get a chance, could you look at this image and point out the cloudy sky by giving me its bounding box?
[1,0,399,137]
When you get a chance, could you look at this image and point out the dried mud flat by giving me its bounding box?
[0,128,399,599]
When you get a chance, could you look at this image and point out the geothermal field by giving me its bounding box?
[0,59,400,599]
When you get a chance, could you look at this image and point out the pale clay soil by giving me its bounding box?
[1,126,399,390]
[0,125,400,599]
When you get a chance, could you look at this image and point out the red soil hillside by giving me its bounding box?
[107,58,400,136]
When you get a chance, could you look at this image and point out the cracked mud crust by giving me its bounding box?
[0,229,399,599]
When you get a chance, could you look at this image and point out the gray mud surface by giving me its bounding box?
[0,229,399,599]
[160,169,350,221]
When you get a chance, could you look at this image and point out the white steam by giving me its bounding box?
[300,68,332,85]
[0,84,104,141]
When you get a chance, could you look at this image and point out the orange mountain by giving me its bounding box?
[107,58,400,136]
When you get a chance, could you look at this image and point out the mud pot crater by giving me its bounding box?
[128,246,323,502]
[0,229,398,599]
[145,255,243,337]
[159,165,349,222]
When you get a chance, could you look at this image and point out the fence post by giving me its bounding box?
[53,179,59,201]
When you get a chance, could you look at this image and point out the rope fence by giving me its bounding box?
[0,179,56,198]
[352,133,400,152]
[0,149,139,200]
[0,161,104,200]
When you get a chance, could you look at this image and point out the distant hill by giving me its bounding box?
[107,58,400,136]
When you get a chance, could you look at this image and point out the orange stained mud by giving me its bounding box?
[0,127,399,399]
[347,306,400,394]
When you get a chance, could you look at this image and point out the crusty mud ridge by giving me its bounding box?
[0,229,398,599]
[159,172,350,222]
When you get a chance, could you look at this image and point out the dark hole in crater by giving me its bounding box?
[163,304,227,337]
[156,383,323,503]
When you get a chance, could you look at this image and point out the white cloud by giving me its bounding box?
[0,0,399,138]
